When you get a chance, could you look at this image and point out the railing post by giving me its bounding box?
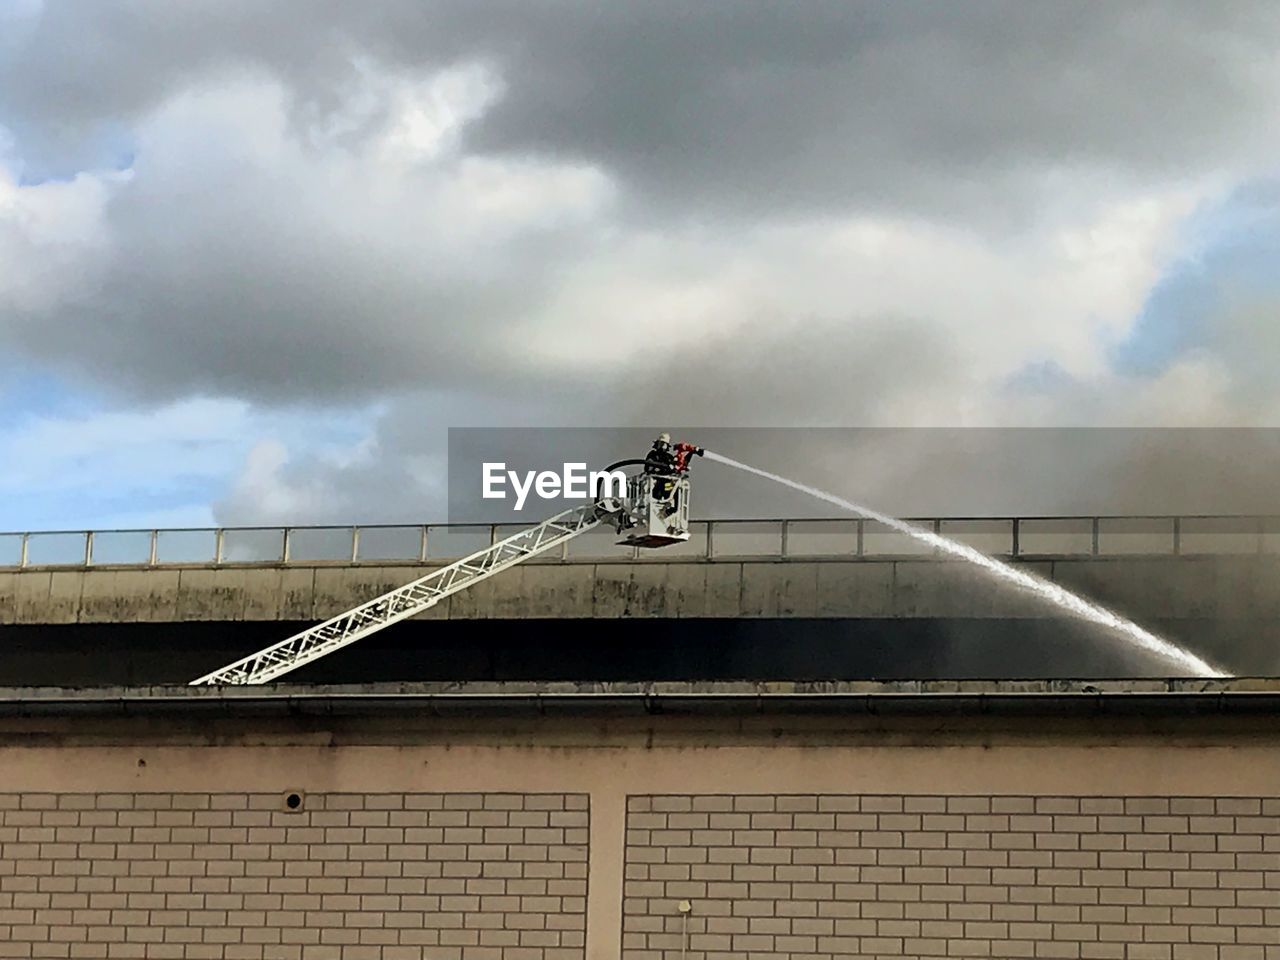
[148,530,158,567]
[419,526,429,563]
[1011,518,1019,558]
[855,519,864,557]
[780,520,790,559]
[214,529,225,565]
[1091,518,1100,557]
[351,527,361,563]
[1172,517,1181,556]
[932,519,942,558]
[706,521,715,560]
[84,531,94,567]
[19,533,28,570]
[282,528,291,564]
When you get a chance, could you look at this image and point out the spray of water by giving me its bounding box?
[703,450,1228,678]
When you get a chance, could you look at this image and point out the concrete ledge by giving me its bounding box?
[2,678,1279,717]
[6,555,1280,625]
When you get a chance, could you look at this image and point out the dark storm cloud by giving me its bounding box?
[4,152,588,402]
[5,1,1279,214]
[456,0,1280,220]
[3,0,1280,425]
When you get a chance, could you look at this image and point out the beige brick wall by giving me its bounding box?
[0,791,588,960]
[622,794,1280,960]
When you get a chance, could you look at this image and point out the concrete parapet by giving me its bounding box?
[3,555,1279,628]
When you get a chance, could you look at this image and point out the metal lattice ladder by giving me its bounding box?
[189,504,607,685]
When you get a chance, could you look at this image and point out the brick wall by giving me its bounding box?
[8,786,1280,959]
[622,794,1280,960]
[0,791,588,960]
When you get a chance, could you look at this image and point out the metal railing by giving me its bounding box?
[2,515,1279,570]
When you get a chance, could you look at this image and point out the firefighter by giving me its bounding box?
[645,433,678,500]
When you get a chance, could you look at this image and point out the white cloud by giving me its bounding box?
[0,155,118,317]
[515,182,1210,406]
[223,439,329,519]
[3,3,1280,528]
[373,61,504,165]
[0,68,622,402]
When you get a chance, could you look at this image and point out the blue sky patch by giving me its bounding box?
[1110,177,1280,378]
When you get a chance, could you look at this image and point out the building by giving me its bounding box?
[3,680,1280,959]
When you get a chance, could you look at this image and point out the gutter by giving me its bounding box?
[0,678,1277,718]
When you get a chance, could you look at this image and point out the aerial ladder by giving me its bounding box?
[190,436,704,685]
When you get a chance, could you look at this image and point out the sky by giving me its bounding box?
[3,0,1280,531]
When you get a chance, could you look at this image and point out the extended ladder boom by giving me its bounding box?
[190,503,608,685]
[190,436,703,686]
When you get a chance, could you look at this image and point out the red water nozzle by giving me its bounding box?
[673,441,703,472]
